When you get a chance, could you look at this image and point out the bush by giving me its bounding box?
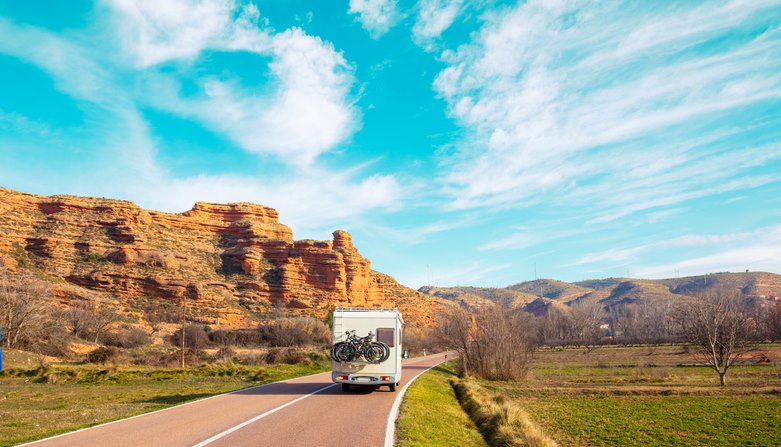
[86,346,120,364]
[209,329,265,347]
[265,347,309,365]
[403,326,444,356]
[104,325,151,348]
[170,324,211,349]
[258,317,330,347]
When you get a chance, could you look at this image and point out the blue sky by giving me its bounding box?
[1,1,780,289]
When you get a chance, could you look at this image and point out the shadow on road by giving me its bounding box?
[137,392,217,405]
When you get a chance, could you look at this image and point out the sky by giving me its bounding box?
[1,0,780,289]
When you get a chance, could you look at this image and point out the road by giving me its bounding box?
[23,352,451,447]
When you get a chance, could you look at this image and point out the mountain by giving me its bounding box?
[0,187,443,326]
[420,273,781,315]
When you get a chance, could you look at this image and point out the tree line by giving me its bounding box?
[437,290,781,386]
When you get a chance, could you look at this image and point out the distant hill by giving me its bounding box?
[419,272,781,315]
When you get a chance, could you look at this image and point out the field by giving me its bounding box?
[397,344,781,447]
[0,349,329,447]
[479,345,781,446]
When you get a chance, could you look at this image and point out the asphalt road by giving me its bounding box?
[23,352,451,447]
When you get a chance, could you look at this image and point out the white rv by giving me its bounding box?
[331,307,404,392]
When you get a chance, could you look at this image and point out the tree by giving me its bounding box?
[437,303,536,380]
[436,304,475,377]
[676,290,755,386]
[764,302,781,340]
[0,267,50,348]
[91,300,119,344]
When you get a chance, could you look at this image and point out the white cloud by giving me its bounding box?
[412,0,462,49]
[104,0,270,67]
[103,0,358,166]
[348,0,399,38]
[433,0,781,220]
[0,4,400,232]
[634,226,781,278]
[126,168,404,235]
[575,226,775,272]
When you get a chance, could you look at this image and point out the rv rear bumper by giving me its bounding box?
[332,372,399,384]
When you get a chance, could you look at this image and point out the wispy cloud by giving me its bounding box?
[348,0,400,39]
[412,0,463,50]
[104,0,271,67]
[634,226,781,278]
[105,1,358,166]
[574,226,774,269]
[433,0,781,222]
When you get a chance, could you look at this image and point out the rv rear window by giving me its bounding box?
[377,328,395,347]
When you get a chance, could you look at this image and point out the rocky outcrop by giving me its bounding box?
[0,187,435,326]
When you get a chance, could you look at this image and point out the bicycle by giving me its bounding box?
[330,330,390,363]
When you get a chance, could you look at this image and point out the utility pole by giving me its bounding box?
[181,291,187,369]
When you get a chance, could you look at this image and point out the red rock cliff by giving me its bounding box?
[0,188,438,326]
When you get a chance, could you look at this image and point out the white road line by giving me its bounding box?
[383,352,451,447]
[18,370,332,447]
[191,383,338,447]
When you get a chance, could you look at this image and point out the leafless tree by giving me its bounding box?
[436,304,475,377]
[765,302,781,340]
[92,300,119,344]
[540,304,571,345]
[0,267,51,348]
[568,300,604,345]
[437,303,536,380]
[676,289,755,386]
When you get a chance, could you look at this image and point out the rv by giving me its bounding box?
[331,307,404,392]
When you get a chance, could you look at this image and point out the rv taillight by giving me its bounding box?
[337,375,349,380]
[381,376,390,381]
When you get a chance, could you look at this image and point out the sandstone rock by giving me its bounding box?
[0,187,438,326]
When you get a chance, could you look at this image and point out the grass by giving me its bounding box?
[0,357,329,447]
[399,345,781,447]
[452,379,557,447]
[396,362,487,447]
[480,345,781,447]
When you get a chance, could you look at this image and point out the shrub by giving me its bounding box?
[104,325,151,348]
[170,324,211,349]
[209,329,265,347]
[86,346,120,364]
[258,317,330,347]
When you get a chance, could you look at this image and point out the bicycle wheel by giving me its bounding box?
[333,343,356,362]
[370,342,390,362]
[330,342,344,361]
[364,344,384,363]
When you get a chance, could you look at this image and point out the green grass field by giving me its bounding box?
[484,345,781,446]
[398,345,781,447]
[0,352,329,447]
[395,362,487,447]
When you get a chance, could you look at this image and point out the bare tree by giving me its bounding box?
[437,303,536,380]
[436,304,475,376]
[765,302,781,341]
[568,300,604,346]
[0,267,50,348]
[676,290,755,386]
[92,300,119,344]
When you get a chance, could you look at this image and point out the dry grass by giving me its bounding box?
[453,379,558,447]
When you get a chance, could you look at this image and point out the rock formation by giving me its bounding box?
[0,187,439,326]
